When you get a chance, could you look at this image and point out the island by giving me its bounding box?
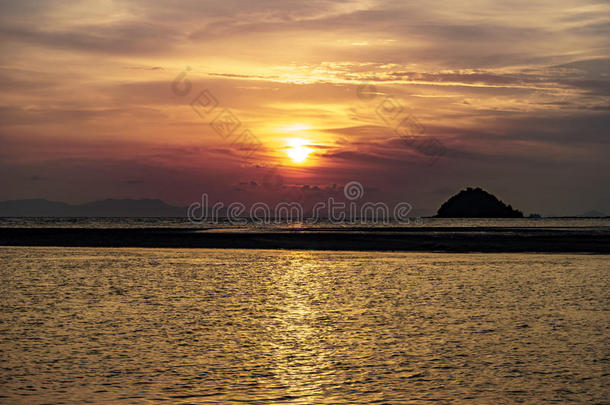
[436,187,523,218]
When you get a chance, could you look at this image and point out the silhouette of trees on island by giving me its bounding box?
[437,187,523,218]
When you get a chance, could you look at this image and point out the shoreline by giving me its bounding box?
[1,227,609,253]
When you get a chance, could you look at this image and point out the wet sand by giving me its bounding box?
[1,227,609,253]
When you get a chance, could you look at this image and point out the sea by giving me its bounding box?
[0,218,608,403]
[0,216,609,229]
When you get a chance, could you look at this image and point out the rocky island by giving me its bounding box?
[437,187,523,218]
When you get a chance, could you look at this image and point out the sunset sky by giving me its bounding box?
[1,0,609,215]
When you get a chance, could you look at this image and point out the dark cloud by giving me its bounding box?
[0,22,182,55]
[0,105,165,126]
[30,175,47,181]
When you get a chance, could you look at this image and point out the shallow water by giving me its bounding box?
[0,247,608,403]
[1,216,609,229]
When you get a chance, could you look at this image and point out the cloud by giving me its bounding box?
[0,22,182,55]
[30,175,48,181]
[0,0,609,215]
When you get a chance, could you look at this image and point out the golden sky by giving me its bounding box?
[1,0,609,214]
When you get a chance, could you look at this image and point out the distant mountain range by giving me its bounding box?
[0,199,187,217]
[581,210,607,218]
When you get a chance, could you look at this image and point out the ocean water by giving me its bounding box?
[0,216,609,230]
[0,247,608,404]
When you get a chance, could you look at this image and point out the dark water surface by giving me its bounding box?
[0,247,608,403]
[1,216,609,229]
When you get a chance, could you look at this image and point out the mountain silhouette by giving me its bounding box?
[0,198,186,217]
[436,187,523,218]
[581,210,607,218]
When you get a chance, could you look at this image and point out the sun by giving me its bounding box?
[286,138,312,163]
